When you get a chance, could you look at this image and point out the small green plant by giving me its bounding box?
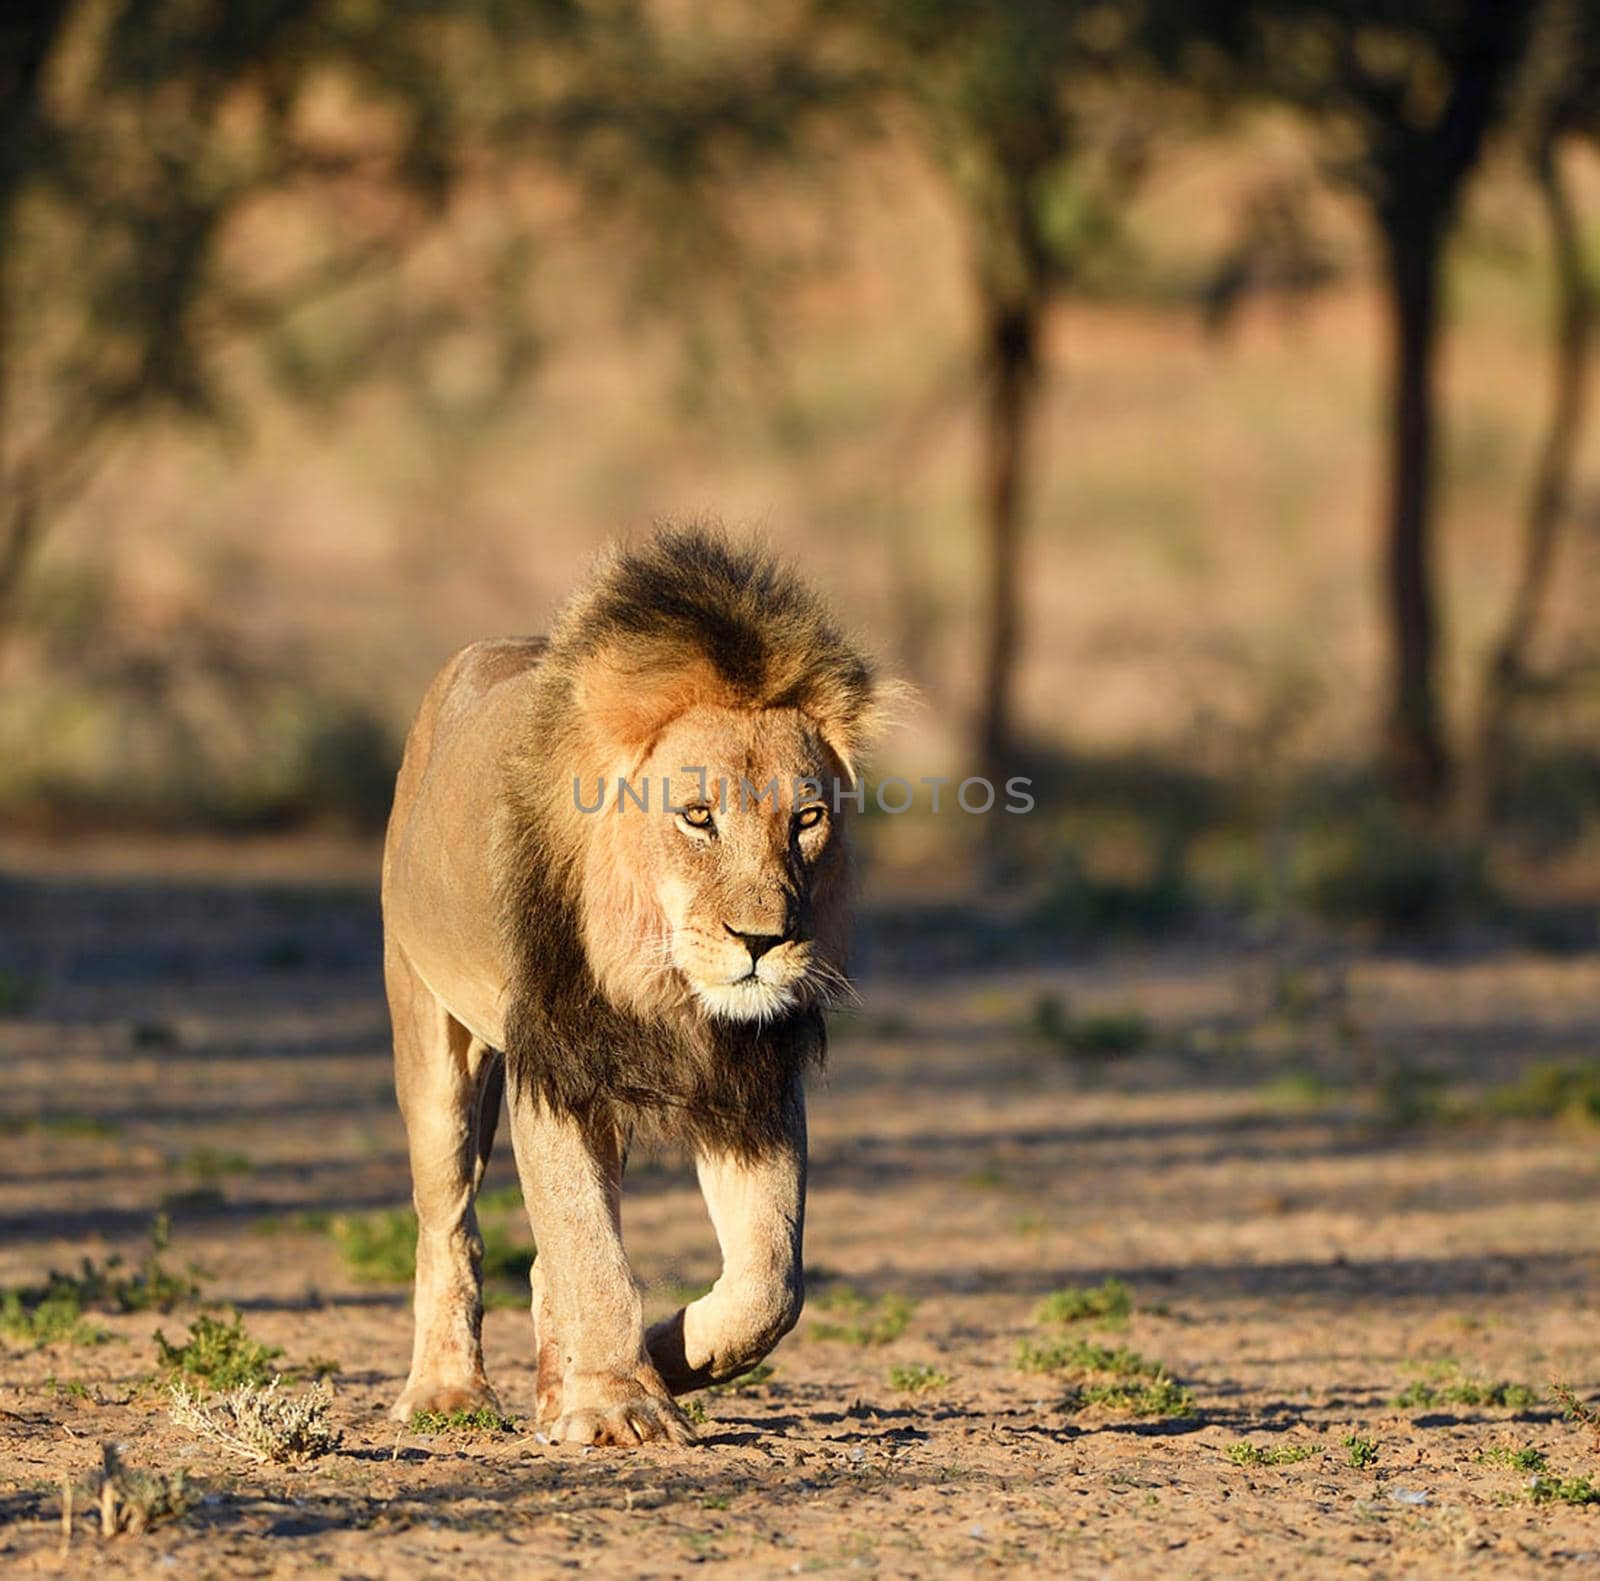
[1552,1380,1600,1452]
[155,1313,282,1390]
[1028,995,1151,1057]
[45,1376,92,1401]
[1,1219,199,1348]
[0,966,40,1015]
[1529,1474,1600,1506]
[1343,1434,1379,1469]
[1074,1376,1195,1418]
[179,1147,253,1183]
[39,1114,121,1139]
[168,1378,342,1464]
[408,1405,518,1434]
[889,1363,951,1393]
[709,1362,774,1394]
[329,1208,533,1286]
[1393,1375,1538,1410]
[1290,815,1494,934]
[1477,1445,1547,1472]
[1,1288,106,1348]
[810,1287,916,1346]
[1036,1278,1133,1327]
[1226,1440,1322,1466]
[1016,1337,1161,1378]
[1477,1063,1600,1125]
[330,1211,417,1284]
[681,1397,709,1426]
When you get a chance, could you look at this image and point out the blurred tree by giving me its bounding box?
[1243,0,1536,811]
[0,0,573,654]
[815,0,1196,793]
[1466,0,1600,829]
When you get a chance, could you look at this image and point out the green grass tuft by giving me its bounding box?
[0,1289,107,1348]
[888,1363,951,1393]
[1393,1376,1539,1410]
[328,1207,533,1287]
[1226,1440,1322,1466]
[709,1363,775,1395]
[1036,1278,1133,1327]
[1016,1337,1161,1378]
[1028,995,1152,1057]
[810,1288,916,1346]
[1477,1063,1600,1125]
[1478,1445,1547,1472]
[1342,1434,1379,1469]
[0,1217,198,1348]
[1529,1474,1600,1506]
[408,1405,517,1434]
[1074,1376,1195,1418]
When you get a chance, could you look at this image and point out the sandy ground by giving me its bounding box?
[3,856,1600,1577]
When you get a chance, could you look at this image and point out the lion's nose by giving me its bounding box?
[724,924,786,966]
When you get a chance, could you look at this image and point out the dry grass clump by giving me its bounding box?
[63,1444,195,1542]
[167,1376,342,1465]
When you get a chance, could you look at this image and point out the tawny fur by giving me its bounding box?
[381,526,890,1445]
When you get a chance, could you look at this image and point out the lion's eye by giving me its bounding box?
[680,805,715,831]
[795,804,827,832]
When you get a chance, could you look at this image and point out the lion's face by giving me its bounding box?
[600,705,850,1023]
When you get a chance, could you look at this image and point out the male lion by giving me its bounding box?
[381,528,889,1446]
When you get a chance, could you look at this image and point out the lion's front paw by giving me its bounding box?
[543,1370,696,1447]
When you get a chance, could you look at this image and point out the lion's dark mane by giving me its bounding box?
[497,528,876,1157]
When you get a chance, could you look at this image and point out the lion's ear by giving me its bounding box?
[574,644,736,763]
[809,676,916,789]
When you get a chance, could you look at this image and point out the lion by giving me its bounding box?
[381,527,890,1446]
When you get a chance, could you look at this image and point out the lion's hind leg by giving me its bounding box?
[387,940,503,1423]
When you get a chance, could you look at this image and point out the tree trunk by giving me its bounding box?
[1380,212,1451,810]
[0,2,74,662]
[1463,138,1591,830]
[976,297,1038,794]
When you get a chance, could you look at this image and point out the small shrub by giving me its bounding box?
[1552,1380,1600,1453]
[1226,1440,1322,1466]
[155,1313,282,1390]
[168,1378,342,1464]
[889,1364,951,1393]
[1291,815,1494,934]
[1036,1278,1133,1326]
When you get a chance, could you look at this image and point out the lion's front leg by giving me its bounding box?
[507,1093,694,1447]
[647,1084,806,1393]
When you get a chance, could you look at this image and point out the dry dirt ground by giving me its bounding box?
[3,849,1600,1578]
